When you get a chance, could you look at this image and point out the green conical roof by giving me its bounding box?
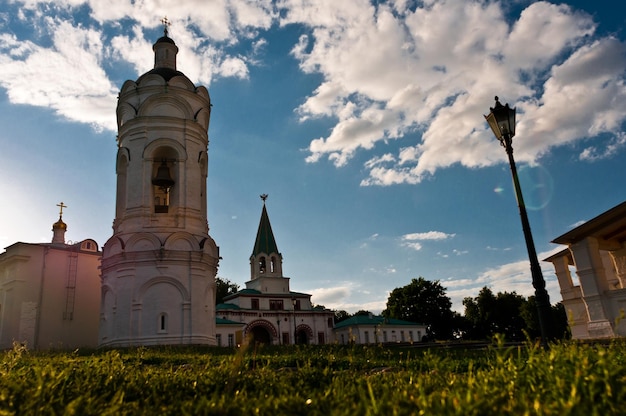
[252,202,279,256]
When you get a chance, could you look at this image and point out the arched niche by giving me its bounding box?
[195,108,211,131]
[136,74,167,88]
[200,236,219,258]
[103,236,125,257]
[168,75,196,91]
[100,285,117,340]
[195,86,210,101]
[143,139,186,162]
[163,232,197,251]
[138,94,194,119]
[119,80,137,95]
[117,102,137,128]
[125,233,162,252]
[137,276,190,302]
[116,148,130,216]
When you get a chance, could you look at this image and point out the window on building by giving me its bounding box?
[327,317,333,328]
[216,334,222,347]
[251,298,259,309]
[270,256,277,273]
[293,299,301,311]
[341,334,345,345]
[259,257,266,273]
[383,331,387,342]
[400,330,405,342]
[282,332,290,345]
[269,300,284,310]
[318,332,325,345]
[364,331,370,344]
[158,313,168,333]
[418,330,422,342]
[228,334,234,347]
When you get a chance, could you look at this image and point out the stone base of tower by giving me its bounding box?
[99,233,219,348]
[99,334,217,348]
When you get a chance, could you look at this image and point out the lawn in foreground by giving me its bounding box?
[1,339,625,415]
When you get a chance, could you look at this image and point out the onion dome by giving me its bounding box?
[52,217,67,231]
[136,29,191,84]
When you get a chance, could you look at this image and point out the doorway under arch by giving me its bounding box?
[295,324,313,345]
[250,325,272,345]
[295,329,308,345]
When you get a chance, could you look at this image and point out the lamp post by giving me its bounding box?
[292,298,297,345]
[484,96,553,346]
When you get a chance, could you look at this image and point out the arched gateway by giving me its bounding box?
[245,320,278,345]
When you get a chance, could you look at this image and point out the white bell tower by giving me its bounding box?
[99,21,219,347]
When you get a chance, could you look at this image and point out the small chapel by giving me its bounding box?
[0,204,101,349]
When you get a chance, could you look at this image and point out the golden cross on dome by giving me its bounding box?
[161,16,171,37]
[57,202,67,217]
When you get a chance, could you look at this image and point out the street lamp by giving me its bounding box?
[484,96,554,345]
[292,298,297,345]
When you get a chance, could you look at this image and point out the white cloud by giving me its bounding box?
[309,286,351,305]
[0,0,276,129]
[403,242,422,251]
[445,247,564,312]
[401,231,455,251]
[402,231,455,241]
[579,132,626,161]
[286,0,626,185]
[2,0,625,184]
[0,18,118,131]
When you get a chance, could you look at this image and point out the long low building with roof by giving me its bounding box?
[334,314,427,345]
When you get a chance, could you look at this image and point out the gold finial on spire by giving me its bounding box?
[160,16,171,37]
[260,194,268,202]
[57,201,67,218]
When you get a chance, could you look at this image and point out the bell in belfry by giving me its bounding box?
[152,160,174,191]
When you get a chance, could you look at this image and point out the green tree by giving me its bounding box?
[333,310,352,323]
[521,297,570,340]
[215,277,240,305]
[463,287,497,339]
[463,287,527,340]
[383,277,455,340]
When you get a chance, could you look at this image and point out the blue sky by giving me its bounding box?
[1,0,625,314]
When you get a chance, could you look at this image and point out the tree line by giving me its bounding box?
[335,277,569,342]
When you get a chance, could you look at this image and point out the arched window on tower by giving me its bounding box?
[152,159,174,213]
[259,257,266,274]
[270,256,277,273]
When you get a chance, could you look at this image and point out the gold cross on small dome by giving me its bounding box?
[57,201,67,216]
[160,16,171,37]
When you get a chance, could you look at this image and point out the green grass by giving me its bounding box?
[1,339,625,415]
